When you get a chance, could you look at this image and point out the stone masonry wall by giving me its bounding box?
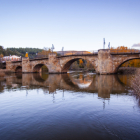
[97,50,113,74]
[6,51,140,74]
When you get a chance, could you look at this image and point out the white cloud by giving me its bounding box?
[132,43,140,48]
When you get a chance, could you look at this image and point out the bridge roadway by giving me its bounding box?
[4,73,129,99]
[6,49,140,74]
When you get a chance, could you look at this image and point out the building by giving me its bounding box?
[1,55,21,62]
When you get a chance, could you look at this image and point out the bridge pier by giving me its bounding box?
[47,53,62,73]
[22,57,32,73]
[97,49,114,74]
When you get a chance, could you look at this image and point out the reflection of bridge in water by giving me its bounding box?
[4,72,131,99]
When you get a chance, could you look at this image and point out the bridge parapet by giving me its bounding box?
[97,49,113,74]
[48,53,62,73]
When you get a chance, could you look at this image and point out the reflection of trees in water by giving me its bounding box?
[41,73,49,80]
[117,74,133,87]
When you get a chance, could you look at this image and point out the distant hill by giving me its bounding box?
[0,46,93,59]
[7,48,43,58]
[0,47,43,58]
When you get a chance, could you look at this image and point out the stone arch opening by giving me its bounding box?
[33,64,49,73]
[62,58,95,73]
[116,58,140,73]
[15,66,22,73]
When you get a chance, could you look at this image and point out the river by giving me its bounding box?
[0,72,140,140]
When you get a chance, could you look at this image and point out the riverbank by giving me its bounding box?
[130,69,140,96]
[118,67,140,97]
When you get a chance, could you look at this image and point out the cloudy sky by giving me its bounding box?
[0,0,140,51]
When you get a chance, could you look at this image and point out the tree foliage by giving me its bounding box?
[110,46,139,53]
[70,59,94,70]
[0,46,43,58]
[36,48,57,58]
[111,46,140,67]
[79,59,84,68]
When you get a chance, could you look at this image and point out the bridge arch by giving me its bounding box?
[61,57,95,73]
[115,57,140,73]
[15,66,22,73]
[33,63,49,73]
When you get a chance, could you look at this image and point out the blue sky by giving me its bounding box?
[0,0,140,51]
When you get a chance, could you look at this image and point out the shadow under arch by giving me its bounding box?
[33,64,49,73]
[61,74,79,88]
[15,66,22,73]
[62,58,95,73]
[115,57,140,73]
[15,73,22,79]
[33,73,49,83]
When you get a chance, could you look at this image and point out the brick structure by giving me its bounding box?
[6,49,140,74]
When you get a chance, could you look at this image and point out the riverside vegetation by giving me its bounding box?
[130,69,140,96]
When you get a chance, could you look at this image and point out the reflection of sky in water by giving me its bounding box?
[69,72,93,89]
[77,82,92,89]
[0,73,140,140]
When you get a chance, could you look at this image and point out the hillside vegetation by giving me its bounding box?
[0,46,43,58]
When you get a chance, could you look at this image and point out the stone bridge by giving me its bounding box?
[6,49,140,74]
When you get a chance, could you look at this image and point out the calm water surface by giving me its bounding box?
[0,72,140,140]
